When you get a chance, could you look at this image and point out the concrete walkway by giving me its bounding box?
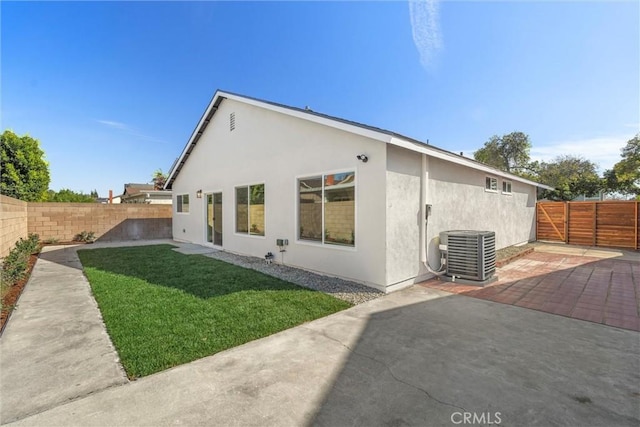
[0,245,128,424]
[1,242,639,426]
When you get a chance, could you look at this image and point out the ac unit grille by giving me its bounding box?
[440,230,496,281]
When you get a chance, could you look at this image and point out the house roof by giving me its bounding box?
[165,90,552,190]
[123,183,155,197]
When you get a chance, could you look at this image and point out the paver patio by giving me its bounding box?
[421,249,640,331]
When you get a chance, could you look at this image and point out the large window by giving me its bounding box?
[299,171,355,247]
[177,194,189,213]
[236,184,265,236]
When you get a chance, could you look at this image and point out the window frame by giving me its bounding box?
[502,180,513,195]
[297,169,357,249]
[234,182,265,237]
[176,194,190,214]
[485,176,498,193]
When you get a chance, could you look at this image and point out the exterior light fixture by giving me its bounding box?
[356,154,368,163]
[196,189,203,199]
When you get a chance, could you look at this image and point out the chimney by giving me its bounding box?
[109,190,113,204]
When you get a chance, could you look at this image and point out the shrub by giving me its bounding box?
[74,231,96,243]
[1,234,40,287]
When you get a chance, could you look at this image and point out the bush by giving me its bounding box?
[74,231,96,243]
[1,234,40,287]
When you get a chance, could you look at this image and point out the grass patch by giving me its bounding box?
[77,245,351,378]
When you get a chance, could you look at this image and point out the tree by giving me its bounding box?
[0,130,50,201]
[603,134,639,198]
[45,189,96,203]
[152,169,167,190]
[537,155,601,201]
[474,132,534,176]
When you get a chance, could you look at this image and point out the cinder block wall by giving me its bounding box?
[27,203,173,242]
[1,195,28,258]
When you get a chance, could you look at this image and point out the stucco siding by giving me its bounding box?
[171,98,388,289]
[385,145,422,286]
[425,156,536,267]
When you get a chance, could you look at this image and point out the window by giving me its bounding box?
[485,177,498,192]
[502,180,512,194]
[299,171,355,247]
[177,194,189,213]
[230,112,235,131]
[235,184,264,236]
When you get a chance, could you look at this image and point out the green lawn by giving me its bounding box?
[77,245,351,378]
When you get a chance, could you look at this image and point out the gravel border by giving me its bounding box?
[199,250,384,305]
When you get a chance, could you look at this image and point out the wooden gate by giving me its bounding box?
[537,201,639,250]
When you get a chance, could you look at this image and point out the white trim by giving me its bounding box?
[485,176,498,193]
[502,179,513,195]
[165,90,553,192]
[234,182,266,237]
[389,137,552,190]
[295,168,357,249]
[222,93,391,144]
[176,194,190,214]
[202,190,224,247]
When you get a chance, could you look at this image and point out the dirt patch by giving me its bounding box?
[1,252,39,335]
[496,243,537,268]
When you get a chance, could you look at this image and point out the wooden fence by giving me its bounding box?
[536,201,639,250]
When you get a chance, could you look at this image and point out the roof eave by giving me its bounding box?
[388,137,553,190]
[165,90,552,191]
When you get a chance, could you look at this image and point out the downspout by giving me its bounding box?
[421,153,446,274]
[419,154,428,264]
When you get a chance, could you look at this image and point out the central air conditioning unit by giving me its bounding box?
[439,230,496,283]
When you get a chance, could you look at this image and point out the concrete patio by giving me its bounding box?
[422,244,640,331]
[1,241,638,426]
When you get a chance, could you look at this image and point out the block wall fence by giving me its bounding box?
[0,195,28,259]
[1,195,172,258]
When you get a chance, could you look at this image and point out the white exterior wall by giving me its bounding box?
[172,98,389,289]
[385,145,422,288]
[425,156,537,268]
[385,146,538,283]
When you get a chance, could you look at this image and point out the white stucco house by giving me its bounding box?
[165,90,551,292]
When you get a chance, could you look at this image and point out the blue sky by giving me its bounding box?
[2,1,638,197]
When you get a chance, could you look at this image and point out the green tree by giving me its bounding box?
[603,134,639,198]
[0,130,50,201]
[538,155,601,201]
[152,169,167,190]
[474,132,534,176]
[45,189,96,203]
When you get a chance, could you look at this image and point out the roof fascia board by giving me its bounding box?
[221,92,392,144]
[165,91,223,189]
[165,90,391,189]
[165,90,552,191]
[389,137,553,190]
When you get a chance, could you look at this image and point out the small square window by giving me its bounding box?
[177,194,190,213]
[502,180,512,194]
[485,177,498,192]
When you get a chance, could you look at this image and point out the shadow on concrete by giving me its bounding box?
[310,293,640,426]
[96,218,171,242]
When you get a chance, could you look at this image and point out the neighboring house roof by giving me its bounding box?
[121,184,171,202]
[123,183,155,197]
[165,90,553,190]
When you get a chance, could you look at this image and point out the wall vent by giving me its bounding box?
[230,112,236,131]
[439,230,496,281]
